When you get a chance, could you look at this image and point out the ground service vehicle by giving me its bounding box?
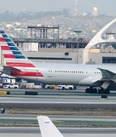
[57,85,74,90]
[3,83,19,89]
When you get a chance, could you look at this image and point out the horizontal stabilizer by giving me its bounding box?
[37,116,64,137]
[3,66,21,75]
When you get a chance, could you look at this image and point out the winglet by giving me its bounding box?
[37,116,64,137]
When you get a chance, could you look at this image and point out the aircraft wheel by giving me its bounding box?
[98,89,104,94]
[105,89,110,94]
[62,87,65,90]
[74,86,76,89]
[85,88,90,93]
[93,88,97,93]
[86,88,97,93]
[69,87,72,90]
[98,89,110,94]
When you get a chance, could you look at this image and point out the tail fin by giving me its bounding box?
[0,30,35,68]
[37,116,64,137]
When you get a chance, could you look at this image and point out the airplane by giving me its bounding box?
[0,30,116,94]
[37,115,64,137]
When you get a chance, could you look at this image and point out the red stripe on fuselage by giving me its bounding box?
[0,38,5,42]
[4,54,15,58]
[1,46,10,50]
[6,62,35,67]
[11,71,43,77]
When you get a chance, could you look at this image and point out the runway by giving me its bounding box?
[0,127,116,137]
[0,93,116,109]
[1,114,116,122]
[0,89,116,135]
[0,114,116,128]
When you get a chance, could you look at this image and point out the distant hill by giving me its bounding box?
[0,11,115,40]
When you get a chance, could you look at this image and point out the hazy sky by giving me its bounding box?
[0,0,115,16]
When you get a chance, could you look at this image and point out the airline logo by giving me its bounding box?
[0,30,44,77]
[0,30,34,67]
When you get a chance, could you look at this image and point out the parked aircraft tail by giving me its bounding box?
[0,30,35,69]
[37,116,64,137]
[0,30,43,77]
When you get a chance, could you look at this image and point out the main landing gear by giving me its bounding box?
[85,87,97,93]
[85,87,110,94]
[98,88,110,94]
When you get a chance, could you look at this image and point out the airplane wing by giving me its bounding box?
[37,116,64,137]
[98,68,116,79]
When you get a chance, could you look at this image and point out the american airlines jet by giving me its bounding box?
[0,30,116,94]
